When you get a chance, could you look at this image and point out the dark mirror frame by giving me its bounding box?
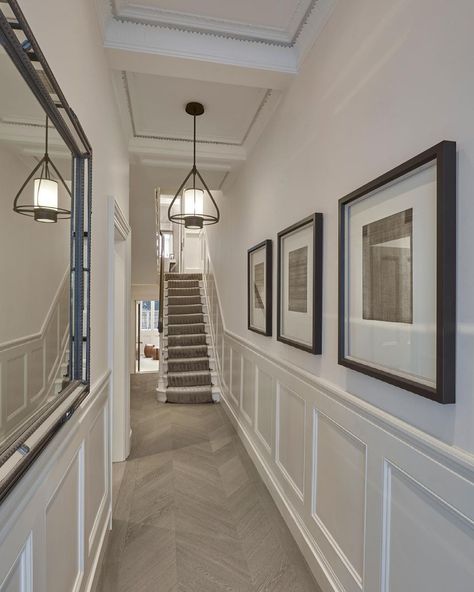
[0,0,92,502]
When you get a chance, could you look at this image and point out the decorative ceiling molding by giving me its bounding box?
[121,71,272,147]
[108,0,319,47]
[218,171,229,190]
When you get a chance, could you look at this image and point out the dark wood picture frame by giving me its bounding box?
[247,239,273,336]
[277,213,323,354]
[338,141,456,404]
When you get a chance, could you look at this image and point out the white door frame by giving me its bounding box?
[108,197,131,462]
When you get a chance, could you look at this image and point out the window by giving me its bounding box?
[140,300,160,331]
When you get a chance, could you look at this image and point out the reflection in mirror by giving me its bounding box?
[0,47,73,453]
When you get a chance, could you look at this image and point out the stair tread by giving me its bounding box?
[168,370,211,377]
[167,356,209,362]
[167,385,211,390]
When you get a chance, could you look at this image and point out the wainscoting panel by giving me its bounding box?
[202,239,474,592]
[5,355,26,422]
[382,462,474,592]
[312,411,366,589]
[45,448,83,592]
[0,535,31,592]
[230,348,242,407]
[0,273,70,447]
[85,404,108,556]
[241,356,255,425]
[0,373,111,592]
[27,346,44,402]
[223,341,231,391]
[276,383,306,502]
[255,367,274,456]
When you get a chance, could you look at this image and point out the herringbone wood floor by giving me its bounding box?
[96,373,321,592]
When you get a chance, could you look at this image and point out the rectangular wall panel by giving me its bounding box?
[383,463,474,592]
[241,357,255,424]
[27,347,44,402]
[276,383,305,500]
[255,367,274,453]
[223,341,231,389]
[0,537,31,592]
[313,412,366,582]
[5,355,26,421]
[230,349,242,406]
[46,449,83,592]
[85,407,107,554]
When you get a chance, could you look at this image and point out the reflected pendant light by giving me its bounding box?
[168,102,220,229]
[13,115,72,223]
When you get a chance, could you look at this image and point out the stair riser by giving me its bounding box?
[167,314,204,325]
[163,358,215,371]
[167,375,212,387]
[166,325,206,336]
[167,348,209,358]
[164,274,202,281]
[167,360,210,373]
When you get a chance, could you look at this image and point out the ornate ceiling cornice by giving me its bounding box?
[109,0,319,48]
[121,71,273,147]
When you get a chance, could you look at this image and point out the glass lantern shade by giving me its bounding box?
[33,178,59,223]
[184,188,204,216]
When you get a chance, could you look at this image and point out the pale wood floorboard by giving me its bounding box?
[96,373,321,592]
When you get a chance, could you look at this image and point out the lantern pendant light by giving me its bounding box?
[168,102,220,229]
[13,115,72,223]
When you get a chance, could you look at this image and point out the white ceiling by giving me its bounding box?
[113,0,315,42]
[97,0,336,283]
[126,72,269,144]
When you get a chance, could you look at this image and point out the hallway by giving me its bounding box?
[97,374,320,592]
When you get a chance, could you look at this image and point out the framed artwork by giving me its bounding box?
[338,141,456,403]
[248,239,272,336]
[277,214,323,353]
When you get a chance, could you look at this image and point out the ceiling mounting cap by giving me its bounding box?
[185,101,205,117]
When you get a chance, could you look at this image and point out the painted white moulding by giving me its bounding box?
[200,230,474,592]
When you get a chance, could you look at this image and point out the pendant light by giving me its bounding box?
[168,102,220,229]
[13,115,72,223]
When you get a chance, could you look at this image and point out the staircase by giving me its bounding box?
[161,273,219,404]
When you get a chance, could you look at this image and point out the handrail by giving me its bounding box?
[158,231,165,333]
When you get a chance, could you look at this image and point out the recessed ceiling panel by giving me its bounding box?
[117,0,312,33]
[127,72,268,144]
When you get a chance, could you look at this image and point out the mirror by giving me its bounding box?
[0,47,73,452]
[0,0,91,468]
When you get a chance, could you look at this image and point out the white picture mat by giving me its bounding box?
[345,162,437,386]
[280,223,313,346]
[250,245,266,331]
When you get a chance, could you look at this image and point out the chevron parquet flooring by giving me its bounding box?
[96,373,321,592]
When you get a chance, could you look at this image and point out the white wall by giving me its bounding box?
[207,0,474,455]
[0,146,69,344]
[130,165,158,285]
[205,2,474,590]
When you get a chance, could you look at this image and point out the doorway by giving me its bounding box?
[135,299,160,373]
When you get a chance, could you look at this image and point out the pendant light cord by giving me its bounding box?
[192,114,196,191]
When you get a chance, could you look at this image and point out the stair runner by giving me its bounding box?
[165,273,213,404]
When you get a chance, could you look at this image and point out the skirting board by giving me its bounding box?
[218,385,342,592]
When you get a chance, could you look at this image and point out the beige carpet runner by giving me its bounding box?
[165,273,213,403]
